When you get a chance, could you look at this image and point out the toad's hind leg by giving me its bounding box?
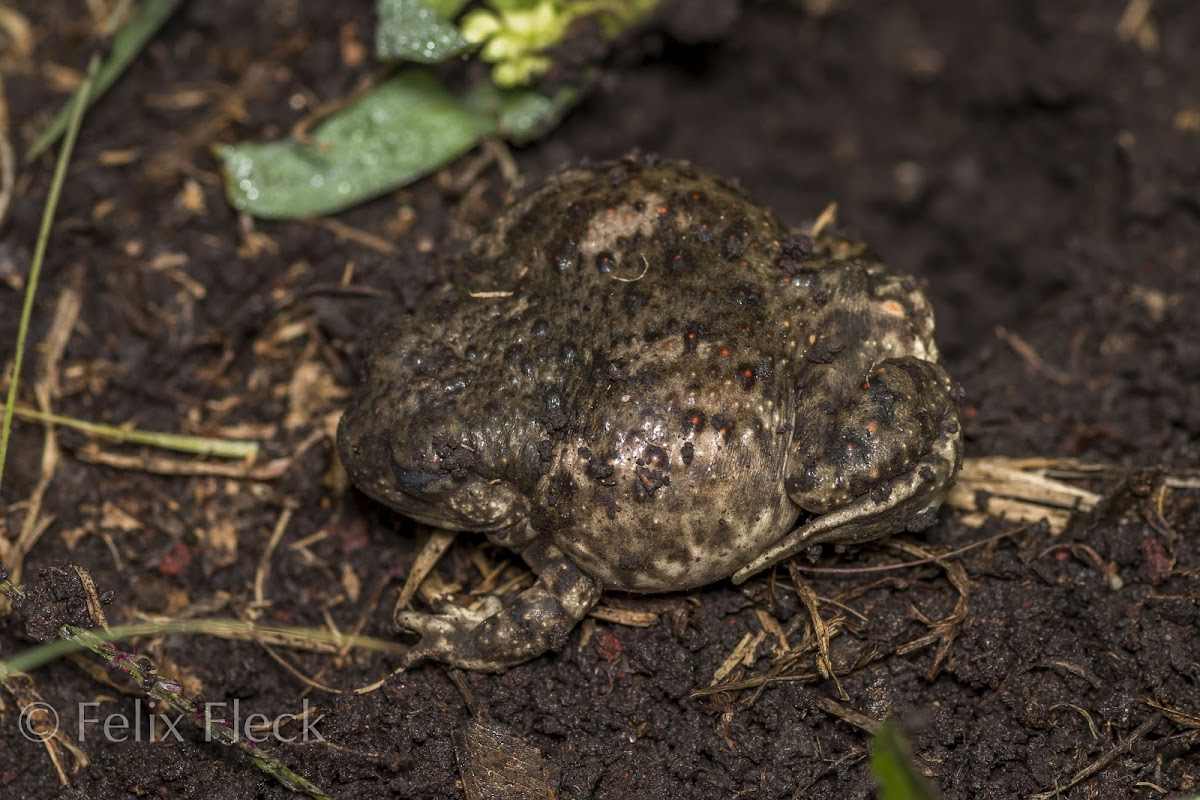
[733,357,963,584]
[396,539,600,671]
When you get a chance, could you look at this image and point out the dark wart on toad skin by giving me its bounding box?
[337,154,964,671]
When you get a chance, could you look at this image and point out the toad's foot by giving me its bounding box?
[733,357,962,583]
[396,541,601,671]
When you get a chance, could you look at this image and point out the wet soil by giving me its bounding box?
[2,1,1199,798]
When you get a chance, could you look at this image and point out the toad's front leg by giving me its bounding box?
[396,539,601,671]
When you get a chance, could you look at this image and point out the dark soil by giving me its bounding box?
[3,1,1199,798]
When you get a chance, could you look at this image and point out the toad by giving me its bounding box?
[338,155,963,671]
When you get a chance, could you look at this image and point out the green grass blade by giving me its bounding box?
[25,0,182,162]
[0,52,99,493]
[0,619,406,677]
[871,719,942,800]
[6,407,259,459]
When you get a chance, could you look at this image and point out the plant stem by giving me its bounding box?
[0,50,98,492]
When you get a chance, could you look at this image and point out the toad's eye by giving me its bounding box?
[392,463,444,494]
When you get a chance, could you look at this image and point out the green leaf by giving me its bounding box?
[870,720,942,800]
[26,0,182,161]
[463,82,578,143]
[420,0,473,18]
[375,0,472,62]
[218,72,499,219]
[487,0,544,11]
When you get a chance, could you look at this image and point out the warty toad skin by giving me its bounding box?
[338,155,963,670]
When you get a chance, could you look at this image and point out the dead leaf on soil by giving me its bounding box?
[196,519,239,575]
[455,719,555,800]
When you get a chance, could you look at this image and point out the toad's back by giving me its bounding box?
[435,160,859,590]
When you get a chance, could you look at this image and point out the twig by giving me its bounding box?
[814,696,879,735]
[996,326,1072,386]
[252,506,294,611]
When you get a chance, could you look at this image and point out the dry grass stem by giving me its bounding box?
[887,540,969,677]
[589,605,660,627]
[947,456,1103,532]
[788,561,847,699]
[395,528,456,613]
[808,202,838,238]
[710,632,758,685]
